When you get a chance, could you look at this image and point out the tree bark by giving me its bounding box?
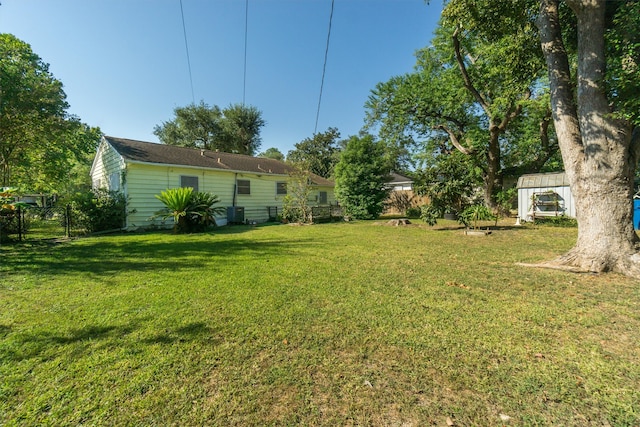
[537,0,640,277]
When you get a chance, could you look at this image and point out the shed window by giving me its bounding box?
[319,191,328,204]
[181,175,199,191]
[237,179,250,195]
[276,182,287,195]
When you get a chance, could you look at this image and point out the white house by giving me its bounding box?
[517,171,576,221]
[90,136,336,230]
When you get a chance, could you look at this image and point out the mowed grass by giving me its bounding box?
[1,221,639,426]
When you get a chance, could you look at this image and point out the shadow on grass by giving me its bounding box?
[3,320,222,362]
[142,321,222,345]
[0,231,317,278]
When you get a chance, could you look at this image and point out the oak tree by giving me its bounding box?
[366,15,555,208]
[154,102,265,156]
[445,0,640,277]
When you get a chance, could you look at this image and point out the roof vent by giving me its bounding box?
[200,149,205,156]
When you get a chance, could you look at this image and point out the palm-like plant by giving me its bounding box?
[155,187,194,232]
[188,191,226,231]
[154,187,225,233]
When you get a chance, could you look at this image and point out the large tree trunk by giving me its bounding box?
[536,0,640,277]
[483,126,502,210]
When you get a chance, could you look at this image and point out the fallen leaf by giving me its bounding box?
[446,416,455,426]
[499,413,511,422]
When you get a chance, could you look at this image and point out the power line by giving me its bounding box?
[314,0,334,135]
[243,0,249,105]
[180,0,195,104]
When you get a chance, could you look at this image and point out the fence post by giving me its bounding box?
[17,206,23,242]
[66,204,71,238]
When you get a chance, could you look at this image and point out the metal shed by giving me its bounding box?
[516,172,575,221]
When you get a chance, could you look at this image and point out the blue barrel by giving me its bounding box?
[634,199,640,230]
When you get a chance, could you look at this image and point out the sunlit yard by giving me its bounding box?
[1,222,639,426]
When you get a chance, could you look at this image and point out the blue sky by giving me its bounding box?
[0,0,442,155]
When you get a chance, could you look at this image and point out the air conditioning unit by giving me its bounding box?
[227,206,245,224]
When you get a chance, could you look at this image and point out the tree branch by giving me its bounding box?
[452,27,490,116]
[497,89,531,132]
[434,124,474,155]
[536,0,583,164]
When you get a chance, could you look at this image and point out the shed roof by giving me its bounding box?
[103,136,334,186]
[517,172,569,189]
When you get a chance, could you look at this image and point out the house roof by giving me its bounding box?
[103,136,334,186]
[517,171,568,189]
[387,172,413,185]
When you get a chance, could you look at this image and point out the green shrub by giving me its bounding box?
[334,135,391,220]
[458,204,496,229]
[405,206,422,218]
[533,215,578,227]
[68,189,127,233]
[420,204,440,226]
[154,188,225,233]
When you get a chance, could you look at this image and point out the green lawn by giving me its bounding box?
[1,221,639,426]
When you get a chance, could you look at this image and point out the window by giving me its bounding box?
[181,175,199,191]
[276,182,287,195]
[109,173,120,191]
[237,179,250,195]
[319,191,328,204]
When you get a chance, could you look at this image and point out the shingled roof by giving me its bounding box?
[104,136,334,186]
[517,171,568,189]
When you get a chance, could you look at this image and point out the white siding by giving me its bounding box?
[91,140,336,229]
[124,165,339,228]
[90,140,124,191]
[518,185,575,221]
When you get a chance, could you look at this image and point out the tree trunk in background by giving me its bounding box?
[537,0,640,277]
[483,126,502,210]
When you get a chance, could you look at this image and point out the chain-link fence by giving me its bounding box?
[0,205,85,243]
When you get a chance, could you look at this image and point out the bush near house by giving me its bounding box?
[68,189,127,233]
[154,187,225,233]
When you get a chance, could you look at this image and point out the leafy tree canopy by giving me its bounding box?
[365,9,557,207]
[0,33,100,192]
[287,127,342,179]
[154,102,265,156]
[334,134,392,220]
[257,147,285,161]
[442,0,640,126]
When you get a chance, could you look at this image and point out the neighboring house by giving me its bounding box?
[387,172,414,192]
[383,172,428,215]
[90,136,335,229]
[517,171,576,221]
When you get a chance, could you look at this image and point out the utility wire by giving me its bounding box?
[180,0,195,104]
[243,0,249,105]
[314,0,334,135]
